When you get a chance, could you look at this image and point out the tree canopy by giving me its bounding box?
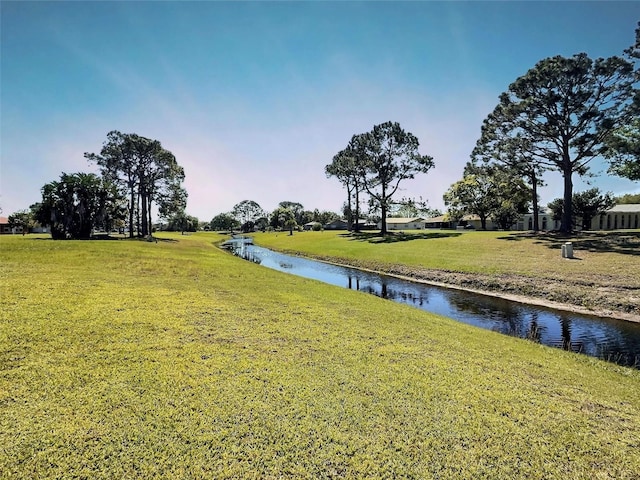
[327,121,434,235]
[444,163,530,230]
[604,118,640,182]
[85,131,186,238]
[475,52,636,233]
[32,172,123,239]
[231,200,264,232]
[548,188,615,230]
[7,209,35,235]
[325,145,365,231]
[210,213,240,231]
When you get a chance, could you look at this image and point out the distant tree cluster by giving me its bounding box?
[31,172,125,239]
[547,188,616,231]
[14,131,189,240]
[443,162,531,230]
[86,131,187,238]
[209,200,340,235]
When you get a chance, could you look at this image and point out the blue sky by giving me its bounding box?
[2,1,639,221]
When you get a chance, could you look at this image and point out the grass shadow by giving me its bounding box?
[340,231,463,244]
[498,231,640,256]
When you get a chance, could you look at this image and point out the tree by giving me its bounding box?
[480,53,636,233]
[210,213,240,231]
[444,170,496,230]
[354,121,434,234]
[443,163,530,230]
[278,201,305,224]
[167,212,199,233]
[231,200,264,232]
[472,119,547,231]
[270,207,297,234]
[548,188,616,230]
[85,131,186,238]
[33,172,122,239]
[8,209,35,235]
[573,188,616,230]
[604,118,640,182]
[325,145,365,232]
[547,198,564,224]
[389,197,441,218]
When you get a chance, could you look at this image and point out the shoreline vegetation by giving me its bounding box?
[2,232,640,478]
[251,229,640,324]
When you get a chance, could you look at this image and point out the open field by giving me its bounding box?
[2,232,640,478]
[253,229,640,321]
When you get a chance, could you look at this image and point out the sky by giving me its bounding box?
[2,1,639,222]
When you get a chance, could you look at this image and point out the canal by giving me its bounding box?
[223,237,640,368]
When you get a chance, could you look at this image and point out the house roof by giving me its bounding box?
[0,217,8,224]
[424,215,447,223]
[384,217,425,224]
[608,204,640,213]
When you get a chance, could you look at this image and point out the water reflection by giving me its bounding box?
[223,237,640,368]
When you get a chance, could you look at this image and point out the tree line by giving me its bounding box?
[209,200,341,234]
[6,26,639,237]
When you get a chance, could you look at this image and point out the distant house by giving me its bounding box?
[324,219,348,230]
[378,217,426,230]
[303,221,321,231]
[592,204,640,230]
[423,215,452,229]
[0,217,12,234]
[0,216,23,234]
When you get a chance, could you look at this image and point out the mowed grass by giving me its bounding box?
[254,229,638,277]
[1,233,640,478]
[253,229,640,292]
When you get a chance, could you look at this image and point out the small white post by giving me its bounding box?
[563,242,573,259]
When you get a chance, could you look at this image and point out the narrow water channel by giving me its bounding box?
[223,237,640,368]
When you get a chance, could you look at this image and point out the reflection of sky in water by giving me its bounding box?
[226,240,640,368]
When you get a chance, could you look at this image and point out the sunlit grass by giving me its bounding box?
[253,229,640,278]
[253,229,640,315]
[1,233,639,478]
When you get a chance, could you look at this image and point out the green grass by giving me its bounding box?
[253,229,640,278]
[2,233,640,478]
[252,229,640,315]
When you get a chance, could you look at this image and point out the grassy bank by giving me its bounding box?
[1,233,639,478]
[252,230,640,319]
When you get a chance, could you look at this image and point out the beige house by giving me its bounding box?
[379,217,426,230]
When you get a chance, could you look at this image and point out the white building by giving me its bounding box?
[591,204,640,230]
[378,217,426,230]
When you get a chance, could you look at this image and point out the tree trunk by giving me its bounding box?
[561,170,573,234]
[480,214,487,230]
[141,187,148,237]
[147,194,153,235]
[346,185,353,232]
[129,187,135,238]
[531,169,540,232]
[380,185,388,235]
[354,186,361,233]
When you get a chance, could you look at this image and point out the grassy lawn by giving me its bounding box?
[2,232,640,478]
[252,229,640,317]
